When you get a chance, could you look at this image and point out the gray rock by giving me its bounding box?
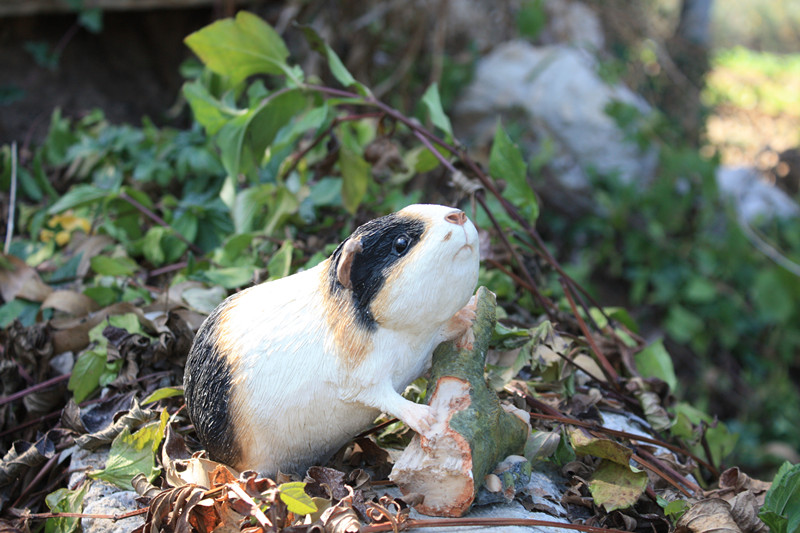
[81,481,144,533]
[454,40,658,213]
[716,166,800,222]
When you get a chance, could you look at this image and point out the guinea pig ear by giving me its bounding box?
[337,237,363,289]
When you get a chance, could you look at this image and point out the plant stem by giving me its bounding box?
[4,141,17,255]
[117,191,203,255]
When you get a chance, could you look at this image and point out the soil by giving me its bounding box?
[0,7,218,147]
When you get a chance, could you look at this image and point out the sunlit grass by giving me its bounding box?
[704,47,800,117]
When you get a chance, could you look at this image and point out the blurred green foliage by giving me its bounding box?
[548,100,800,474]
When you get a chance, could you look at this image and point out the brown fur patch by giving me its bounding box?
[442,231,452,242]
[319,259,374,370]
[210,293,253,468]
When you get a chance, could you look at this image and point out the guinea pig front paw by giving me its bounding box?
[445,296,478,350]
[400,401,437,437]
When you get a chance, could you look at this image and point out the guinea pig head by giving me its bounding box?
[332,204,479,335]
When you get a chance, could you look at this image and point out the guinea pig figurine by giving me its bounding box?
[183,204,480,476]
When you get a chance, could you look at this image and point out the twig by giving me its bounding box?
[0,373,71,407]
[12,454,59,509]
[361,516,623,533]
[738,214,800,277]
[227,482,272,529]
[277,112,384,183]
[4,141,18,254]
[559,279,620,385]
[526,409,717,477]
[26,508,148,521]
[117,191,203,255]
[630,453,692,498]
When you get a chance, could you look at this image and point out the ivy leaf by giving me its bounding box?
[279,481,317,515]
[267,241,293,281]
[47,184,110,214]
[44,482,90,533]
[90,255,139,277]
[298,24,370,96]
[91,409,169,489]
[216,89,306,179]
[182,79,239,136]
[142,386,184,405]
[339,145,369,214]
[203,267,255,289]
[489,120,538,224]
[588,460,649,512]
[68,349,106,403]
[421,83,453,140]
[634,339,677,391]
[184,11,292,85]
[759,461,800,533]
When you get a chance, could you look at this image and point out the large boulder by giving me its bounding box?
[454,40,659,214]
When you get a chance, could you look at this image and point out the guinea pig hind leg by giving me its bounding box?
[442,295,478,350]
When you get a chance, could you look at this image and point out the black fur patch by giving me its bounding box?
[183,304,240,466]
[328,213,426,329]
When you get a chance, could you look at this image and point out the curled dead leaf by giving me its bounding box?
[41,290,98,317]
[0,255,52,303]
[676,498,743,533]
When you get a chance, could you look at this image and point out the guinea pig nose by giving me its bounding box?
[445,210,467,226]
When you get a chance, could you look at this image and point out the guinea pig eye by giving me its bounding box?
[392,234,410,255]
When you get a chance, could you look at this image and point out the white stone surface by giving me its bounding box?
[455,41,658,212]
[716,166,800,222]
[81,481,144,533]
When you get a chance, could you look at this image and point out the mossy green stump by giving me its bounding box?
[390,286,530,517]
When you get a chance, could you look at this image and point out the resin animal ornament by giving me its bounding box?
[184,204,480,476]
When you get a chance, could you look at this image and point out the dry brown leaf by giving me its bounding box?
[0,255,53,303]
[676,498,743,533]
[161,424,239,489]
[134,485,207,533]
[40,290,99,317]
[728,491,769,533]
[68,234,113,278]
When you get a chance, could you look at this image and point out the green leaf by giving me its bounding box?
[298,25,368,96]
[752,268,795,323]
[45,482,90,533]
[184,11,292,85]
[203,267,255,289]
[68,349,106,403]
[47,185,110,214]
[91,409,169,489]
[0,299,40,328]
[634,339,677,391]
[90,255,139,277]
[339,146,369,214]
[664,304,704,344]
[662,499,689,520]
[279,482,317,515]
[142,386,184,405]
[568,427,633,465]
[760,461,800,533]
[421,83,453,140]
[517,0,546,40]
[216,89,306,179]
[181,286,228,314]
[490,120,537,223]
[309,177,342,207]
[183,79,238,135]
[267,241,293,281]
[588,460,649,512]
[78,8,103,33]
[142,226,167,266]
